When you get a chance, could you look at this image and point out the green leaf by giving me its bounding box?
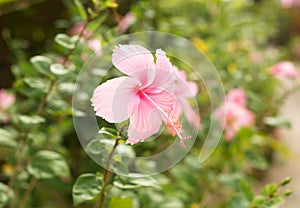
[114,174,158,189]
[0,182,14,207]
[18,115,45,125]
[109,196,132,208]
[218,173,243,187]
[284,189,293,196]
[113,181,140,189]
[74,0,87,20]
[50,63,70,75]
[23,77,50,93]
[91,0,99,5]
[280,177,292,186]
[228,193,249,208]
[98,127,119,138]
[30,55,52,75]
[72,173,103,206]
[112,160,128,175]
[264,116,291,128]
[54,33,78,49]
[105,1,118,8]
[251,195,265,207]
[86,15,107,31]
[261,183,277,197]
[85,138,114,155]
[129,176,158,188]
[27,150,70,179]
[239,180,254,201]
[58,82,76,94]
[0,128,17,147]
[245,150,268,170]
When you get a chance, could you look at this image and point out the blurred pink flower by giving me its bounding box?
[173,66,201,128]
[91,45,190,146]
[281,0,293,8]
[226,88,247,107]
[87,39,102,56]
[249,51,262,63]
[214,89,255,141]
[118,12,136,33]
[68,22,92,39]
[0,89,15,123]
[280,0,300,8]
[0,89,15,111]
[270,61,299,79]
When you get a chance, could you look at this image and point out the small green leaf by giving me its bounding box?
[227,194,249,208]
[245,150,268,170]
[50,63,69,75]
[0,128,17,147]
[30,55,52,75]
[105,1,118,8]
[112,160,128,175]
[280,177,292,186]
[18,115,46,125]
[23,77,50,93]
[129,176,158,188]
[218,173,243,187]
[0,182,14,207]
[115,174,158,189]
[98,127,118,138]
[251,195,265,207]
[72,173,103,206]
[91,0,99,5]
[86,15,107,31]
[58,82,76,94]
[85,139,114,155]
[284,189,293,196]
[55,33,78,49]
[261,183,277,197]
[113,181,140,189]
[109,196,133,208]
[239,180,254,201]
[85,139,108,155]
[264,117,291,128]
[27,150,70,179]
[74,0,87,20]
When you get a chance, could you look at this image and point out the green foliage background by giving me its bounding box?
[0,0,299,207]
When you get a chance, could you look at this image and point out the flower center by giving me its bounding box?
[140,91,190,147]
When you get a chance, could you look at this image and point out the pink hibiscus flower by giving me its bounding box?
[91,45,190,147]
[0,89,15,111]
[118,12,136,33]
[87,39,102,57]
[173,66,200,128]
[214,88,255,141]
[270,61,299,79]
[68,23,102,57]
[0,89,15,123]
[225,88,247,107]
[68,22,92,39]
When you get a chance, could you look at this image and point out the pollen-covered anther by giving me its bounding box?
[163,112,182,137]
[163,111,191,147]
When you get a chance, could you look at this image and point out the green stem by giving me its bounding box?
[95,138,120,208]
[18,178,37,208]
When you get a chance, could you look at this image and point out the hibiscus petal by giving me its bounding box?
[112,44,156,86]
[145,89,176,116]
[173,67,198,98]
[126,101,162,144]
[91,76,139,123]
[151,49,174,90]
[178,97,200,128]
